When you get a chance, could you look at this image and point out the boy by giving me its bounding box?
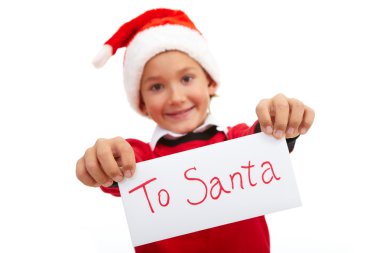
[76,8,314,253]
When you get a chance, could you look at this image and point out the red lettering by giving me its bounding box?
[182,160,282,206]
[158,189,170,207]
[128,178,157,213]
[184,167,208,205]
[210,177,231,199]
[261,161,281,184]
[241,160,257,187]
[229,172,244,190]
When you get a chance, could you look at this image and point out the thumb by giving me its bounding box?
[112,137,136,178]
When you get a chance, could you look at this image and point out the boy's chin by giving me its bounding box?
[160,112,208,134]
[163,121,200,134]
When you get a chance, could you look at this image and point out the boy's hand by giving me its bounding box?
[256,93,315,139]
[76,137,136,187]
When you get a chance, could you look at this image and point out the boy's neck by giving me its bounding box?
[150,114,227,149]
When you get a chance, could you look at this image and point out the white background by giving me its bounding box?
[1,0,379,252]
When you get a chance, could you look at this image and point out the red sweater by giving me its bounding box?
[101,122,297,253]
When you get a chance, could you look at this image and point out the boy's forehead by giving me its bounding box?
[146,50,199,65]
[142,50,203,74]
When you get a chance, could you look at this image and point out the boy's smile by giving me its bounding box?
[165,106,195,119]
[140,51,217,134]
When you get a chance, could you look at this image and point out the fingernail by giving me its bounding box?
[274,130,283,138]
[300,128,308,134]
[124,170,132,178]
[114,175,124,182]
[265,126,273,134]
[286,127,294,135]
[102,181,113,187]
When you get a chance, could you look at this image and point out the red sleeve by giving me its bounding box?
[227,120,299,153]
[100,138,153,197]
[227,120,260,139]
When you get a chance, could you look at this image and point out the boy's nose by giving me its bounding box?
[168,85,186,105]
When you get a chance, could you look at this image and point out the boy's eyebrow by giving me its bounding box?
[142,76,161,84]
[178,67,197,73]
[142,67,198,84]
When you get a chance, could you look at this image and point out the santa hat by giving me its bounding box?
[93,8,220,115]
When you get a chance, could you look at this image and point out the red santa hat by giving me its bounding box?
[93,8,220,115]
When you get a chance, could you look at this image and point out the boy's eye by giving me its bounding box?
[182,75,193,84]
[150,83,163,91]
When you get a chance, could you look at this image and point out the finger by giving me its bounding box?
[256,99,274,135]
[95,139,124,182]
[76,157,99,187]
[299,106,315,135]
[112,137,136,178]
[272,94,289,139]
[286,98,305,138]
[84,147,114,186]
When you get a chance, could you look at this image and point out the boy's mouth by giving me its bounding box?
[165,106,195,119]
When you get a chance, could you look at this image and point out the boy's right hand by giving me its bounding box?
[76,137,136,187]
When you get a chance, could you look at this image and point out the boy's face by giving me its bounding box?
[140,51,217,134]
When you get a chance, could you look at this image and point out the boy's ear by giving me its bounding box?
[205,71,217,96]
[139,101,149,117]
[139,92,150,117]
[208,80,218,96]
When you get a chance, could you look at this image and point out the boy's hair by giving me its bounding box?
[93,8,220,115]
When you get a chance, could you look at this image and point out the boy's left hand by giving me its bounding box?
[256,93,315,139]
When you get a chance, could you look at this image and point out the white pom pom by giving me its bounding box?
[92,45,113,68]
